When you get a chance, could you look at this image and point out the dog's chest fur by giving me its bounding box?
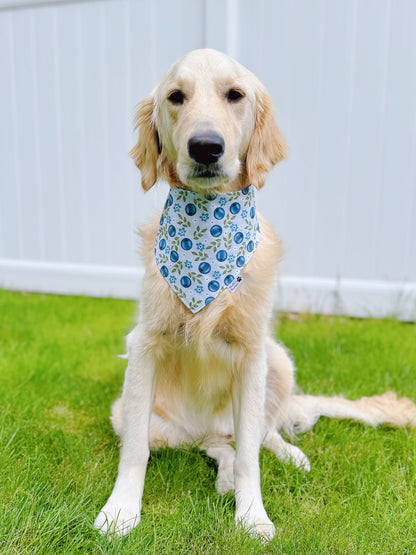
[149,311,246,425]
[154,334,236,434]
[138,208,281,430]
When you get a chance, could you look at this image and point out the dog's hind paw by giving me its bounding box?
[286,444,311,472]
[264,433,311,472]
[94,501,141,537]
[215,470,234,494]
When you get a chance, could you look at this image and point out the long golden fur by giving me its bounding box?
[95,49,416,541]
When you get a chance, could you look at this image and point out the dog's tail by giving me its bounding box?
[280,391,416,437]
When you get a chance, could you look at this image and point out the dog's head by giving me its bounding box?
[131,49,288,193]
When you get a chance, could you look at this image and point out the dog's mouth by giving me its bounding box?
[177,156,235,193]
[188,162,229,183]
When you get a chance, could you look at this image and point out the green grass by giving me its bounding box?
[0,290,415,554]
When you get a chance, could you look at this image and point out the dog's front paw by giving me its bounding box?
[236,509,276,541]
[94,499,141,537]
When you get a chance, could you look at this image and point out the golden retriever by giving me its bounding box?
[94,49,416,541]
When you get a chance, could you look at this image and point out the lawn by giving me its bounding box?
[0,289,415,554]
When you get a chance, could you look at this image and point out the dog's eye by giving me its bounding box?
[168,90,185,105]
[227,89,244,103]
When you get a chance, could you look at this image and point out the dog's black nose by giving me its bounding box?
[187,133,225,165]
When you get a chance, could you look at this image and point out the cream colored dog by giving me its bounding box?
[94,49,416,541]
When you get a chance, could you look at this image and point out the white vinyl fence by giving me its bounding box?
[1,0,416,320]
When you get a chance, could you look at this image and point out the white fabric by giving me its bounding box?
[155,185,260,313]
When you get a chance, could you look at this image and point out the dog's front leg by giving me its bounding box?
[94,326,156,537]
[233,349,275,541]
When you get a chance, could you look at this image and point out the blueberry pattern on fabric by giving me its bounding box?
[155,185,260,313]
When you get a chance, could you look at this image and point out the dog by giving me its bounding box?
[94,49,416,541]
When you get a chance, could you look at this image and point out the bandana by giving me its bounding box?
[155,185,260,313]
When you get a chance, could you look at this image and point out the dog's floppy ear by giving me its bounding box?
[246,89,288,189]
[130,96,160,191]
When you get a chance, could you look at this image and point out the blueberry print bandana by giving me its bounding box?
[155,185,260,313]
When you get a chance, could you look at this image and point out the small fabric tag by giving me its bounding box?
[227,275,244,293]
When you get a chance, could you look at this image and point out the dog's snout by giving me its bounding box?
[187,133,225,165]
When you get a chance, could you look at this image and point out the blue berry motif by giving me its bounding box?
[164,194,173,209]
[214,207,225,220]
[199,262,211,274]
[155,186,260,313]
[234,232,244,244]
[224,274,234,286]
[181,238,193,250]
[210,225,223,237]
[185,203,197,216]
[180,276,192,288]
[208,280,220,292]
[230,202,241,214]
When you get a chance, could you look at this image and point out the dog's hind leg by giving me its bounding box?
[263,431,310,472]
[206,433,311,494]
[206,444,235,494]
